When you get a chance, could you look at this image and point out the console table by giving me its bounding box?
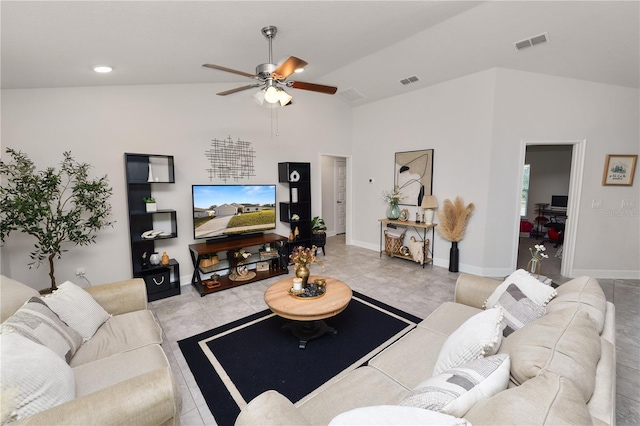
[378,218,436,268]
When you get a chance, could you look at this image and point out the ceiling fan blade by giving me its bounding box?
[217,84,261,96]
[290,81,338,95]
[203,64,255,78]
[272,56,308,80]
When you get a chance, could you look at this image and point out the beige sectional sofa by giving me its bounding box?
[0,276,181,425]
[236,274,615,425]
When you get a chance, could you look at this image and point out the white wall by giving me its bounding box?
[1,83,352,290]
[489,68,639,278]
[351,68,639,279]
[351,69,497,274]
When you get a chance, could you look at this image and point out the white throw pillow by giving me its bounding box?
[1,297,83,362]
[484,269,556,309]
[329,405,468,425]
[433,307,504,375]
[42,281,110,341]
[0,333,75,421]
[401,354,510,417]
[494,284,546,336]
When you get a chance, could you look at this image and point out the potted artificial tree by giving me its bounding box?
[311,216,327,255]
[436,197,474,272]
[0,149,114,291]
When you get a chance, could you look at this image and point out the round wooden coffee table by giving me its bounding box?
[264,276,352,348]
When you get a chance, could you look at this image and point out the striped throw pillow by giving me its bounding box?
[2,297,83,362]
[402,354,510,417]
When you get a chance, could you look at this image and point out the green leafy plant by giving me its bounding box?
[0,149,114,290]
[311,216,327,233]
[143,197,156,203]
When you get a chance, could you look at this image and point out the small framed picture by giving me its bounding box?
[398,208,410,222]
[602,154,637,186]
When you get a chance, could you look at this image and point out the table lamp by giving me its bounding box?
[421,195,438,224]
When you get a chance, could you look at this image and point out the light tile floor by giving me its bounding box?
[150,235,640,425]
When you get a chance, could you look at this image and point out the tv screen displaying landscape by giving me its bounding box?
[192,184,277,240]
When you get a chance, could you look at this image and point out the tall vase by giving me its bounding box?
[386,202,400,220]
[449,241,459,273]
[527,258,541,277]
[296,264,310,287]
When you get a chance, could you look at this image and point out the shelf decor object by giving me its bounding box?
[421,195,439,224]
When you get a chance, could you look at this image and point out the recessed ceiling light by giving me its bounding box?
[93,66,113,73]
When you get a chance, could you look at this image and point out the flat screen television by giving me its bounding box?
[192,184,277,240]
[551,195,568,208]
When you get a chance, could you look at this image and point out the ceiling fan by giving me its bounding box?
[202,26,337,106]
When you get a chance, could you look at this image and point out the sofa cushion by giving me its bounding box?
[484,269,556,309]
[42,281,110,342]
[401,354,510,417]
[493,284,546,337]
[297,366,410,425]
[2,297,83,362]
[72,344,169,397]
[369,326,449,389]
[0,275,40,323]
[546,276,607,334]
[464,372,593,425]
[69,309,163,367]
[329,405,468,425]
[0,333,75,422]
[498,308,601,402]
[433,307,504,375]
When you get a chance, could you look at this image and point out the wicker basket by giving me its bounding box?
[384,229,405,255]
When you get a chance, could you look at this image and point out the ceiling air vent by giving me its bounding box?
[400,75,420,85]
[337,87,366,103]
[515,32,549,50]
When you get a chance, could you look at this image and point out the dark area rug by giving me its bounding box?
[178,291,421,426]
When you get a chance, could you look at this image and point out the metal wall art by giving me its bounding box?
[394,149,434,206]
[205,135,256,182]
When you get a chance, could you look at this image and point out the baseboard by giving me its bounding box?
[570,269,640,280]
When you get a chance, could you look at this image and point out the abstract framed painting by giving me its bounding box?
[394,149,434,206]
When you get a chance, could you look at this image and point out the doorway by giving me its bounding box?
[516,140,585,278]
[320,155,348,236]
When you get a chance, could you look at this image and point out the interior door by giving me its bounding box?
[335,159,347,234]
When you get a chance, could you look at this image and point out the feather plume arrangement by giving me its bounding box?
[436,197,475,242]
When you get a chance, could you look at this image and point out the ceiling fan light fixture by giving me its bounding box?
[294,67,304,73]
[253,89,266,105]
[264,85,280,104]
[278,89,293,106]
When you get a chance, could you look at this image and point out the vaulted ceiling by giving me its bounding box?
[2,1,638,105]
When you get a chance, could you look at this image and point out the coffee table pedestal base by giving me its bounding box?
[282,320,337,349]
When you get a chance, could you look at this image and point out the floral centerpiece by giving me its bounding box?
[381,186,406,219]
[290,245,323,286]
[528,244,548,276]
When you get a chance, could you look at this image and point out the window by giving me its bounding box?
[521,164,530,217]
